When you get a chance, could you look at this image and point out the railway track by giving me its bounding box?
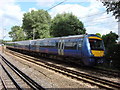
[0,77,7,90]
[93,67,120,77]
[7,48,120,78]
[5,49,120,89]
[0,54,45,90]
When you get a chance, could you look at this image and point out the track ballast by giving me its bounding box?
[5,49,120,89]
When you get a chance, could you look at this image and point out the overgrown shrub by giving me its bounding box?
[105,44,120,69]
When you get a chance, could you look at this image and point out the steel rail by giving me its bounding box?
[8,48,120,77]
[0,63,22,90]
[0,76,7,90]
[0,54,45,90]
[7,50,120,89]
[93,67,120,77]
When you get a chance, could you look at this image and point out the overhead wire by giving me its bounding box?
[79,11,106,19]
[45,0,117,31]
[83,16,113,24]
[46,0,68,11]
[85,21,117,27]
[46,0,106,20]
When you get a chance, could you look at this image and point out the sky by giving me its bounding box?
[0,0,118,40]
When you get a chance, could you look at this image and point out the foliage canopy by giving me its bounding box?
[22,10,51,39]
[96,33,101,37]
[102,31,119,69]
[9,26,25,41]
[105,44,120,69]
[102,1,120,19]
[102,31,118,48]
[50,13,86,37]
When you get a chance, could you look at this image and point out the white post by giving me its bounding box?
[118,17,120,43]
[33,28,35,40]
[2,28,5,53]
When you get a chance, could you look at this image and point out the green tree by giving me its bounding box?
[102,1,120,19]
[9,26,25,41]
[0,40,4,44]
[102,32,119,69]
[96,33,101,37]
[102,31,118,48]
[22,10,51,39]
[106,44,120,69]
[50,13,86,37]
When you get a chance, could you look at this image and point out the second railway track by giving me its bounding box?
[5,49,120,89]
[0,54,45,90]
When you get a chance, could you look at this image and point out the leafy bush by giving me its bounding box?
[105,44,120,69]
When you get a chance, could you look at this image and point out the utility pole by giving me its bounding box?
[1,16,4,53]
[33,28,35,40]
[2,28,5,53]
[118,16,120,43]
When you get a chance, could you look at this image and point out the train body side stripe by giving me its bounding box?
[89,37,102,40]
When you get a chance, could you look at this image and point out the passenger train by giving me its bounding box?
[6,34,105,66]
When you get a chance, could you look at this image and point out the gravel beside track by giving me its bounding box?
[0,57,16,89]
[0,53,45,89]
[0,51,96,88]
[4,49,120,89]
[7,49,120,83]
[93,67,120,77]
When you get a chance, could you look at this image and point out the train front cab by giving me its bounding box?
[88,35,105,66]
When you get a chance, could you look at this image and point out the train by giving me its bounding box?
[6,34,105,66]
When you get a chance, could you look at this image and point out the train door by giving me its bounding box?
[58,40,64,55]
[77,38,83,57]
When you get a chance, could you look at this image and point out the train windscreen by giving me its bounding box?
[89,39,104,50]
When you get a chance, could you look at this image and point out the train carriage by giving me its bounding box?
[6,34,105,66]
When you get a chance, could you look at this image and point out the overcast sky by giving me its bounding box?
[0,0,118,40]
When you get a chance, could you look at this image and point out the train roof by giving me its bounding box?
[6,34,101,43]
[40,34,100,40]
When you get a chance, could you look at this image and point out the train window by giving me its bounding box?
[36,41,40,46]
[48,41,56,47]
[39,41,44,46]
[39,40,56,48]
[56,42,58,47]
[89,39,104,50]
[78,43,82,47]
[65,39,77,50]
[43,41,46,46]
[78,38,83,48]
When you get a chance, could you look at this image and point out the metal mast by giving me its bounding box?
[118,17,120,43]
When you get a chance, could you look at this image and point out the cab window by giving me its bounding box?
[89,39,104,50]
